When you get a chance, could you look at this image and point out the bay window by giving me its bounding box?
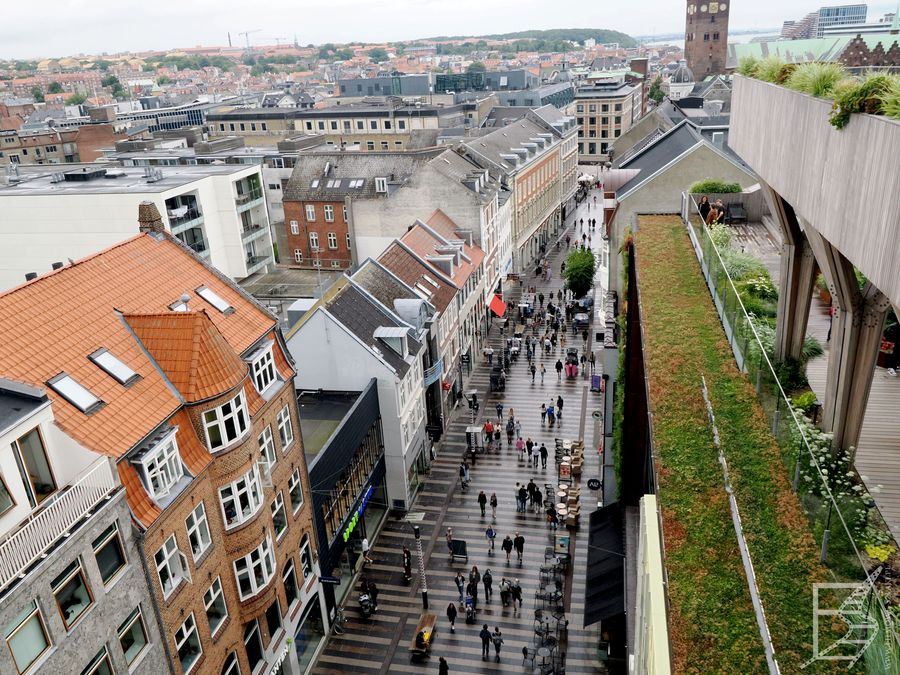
[233,533,276,600]
[203,391,249,451]
[219,465,263,529]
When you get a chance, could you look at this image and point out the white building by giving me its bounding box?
[0,163,274,289]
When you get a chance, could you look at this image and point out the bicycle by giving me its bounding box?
[331,607,346,635]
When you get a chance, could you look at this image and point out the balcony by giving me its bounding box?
[235,187,265,213]
[168,208,204,236]
[241,224,269,246]
[0,459,118,594]
[246,255,271,275]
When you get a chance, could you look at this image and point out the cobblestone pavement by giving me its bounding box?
[312,192,610,674]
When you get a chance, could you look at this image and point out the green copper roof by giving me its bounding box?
[726,32,900,69]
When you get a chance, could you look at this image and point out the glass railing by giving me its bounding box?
[235,187,263,205]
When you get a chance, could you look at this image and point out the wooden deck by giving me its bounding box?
[733,223,900,542]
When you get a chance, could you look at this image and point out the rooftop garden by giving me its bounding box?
[736,57,900,129]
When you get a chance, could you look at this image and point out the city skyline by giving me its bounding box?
[3,0,896,60]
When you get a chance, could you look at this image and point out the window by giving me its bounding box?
[271,492,287,540]
[326,232,338,249]
[317,121,324,131]
[330,121,337,130]
[366,141,374,151]
[139,431,184,500]
[305,204,316,221]
[704,32,710,40]
[221,652,241,675]
[342,121,351,131]
[380,141,389,150]
[234,534,276,600]
[48,373,102,413]
[713,31,720,39]
[243,621,264,673]
[196,285,233,314]
[384,120,392,130]
[265,599,282,639]
[10,428,56,507]
[323,205,334,222]
[261,123,267,131]
[299,535,313,580]
[219,465,264,528]
[283,559,299,607]
[398,119,406,129]
[370,120,377,130]
[374,177,387,193]
[155,534,190,599]
[175,613,202,675]
[204,577,228,637]
[80,648,113,675]
[185,502,212,561]
[89,348,139,385]
[220,124,226,131]
[0,472,14,517]
[308,232,319,251]
[93,522,126,585]
[288,468,304,513]
[251,345,277,394]
[251,123,256,131]
[276,405,294,449]
[5,601,50,673]
[240,124,245,131]
[345,233,351,249]
[306,121,313,131]
[290,220,299,235]
[294,249,303,263]
[256,428,276,472]
[203,390,249,451]
[341,205,347,222]
[52,559,93,630]
[118,607,149,666]
[356,120,364,130]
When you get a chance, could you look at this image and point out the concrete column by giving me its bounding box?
[804,225,890,453]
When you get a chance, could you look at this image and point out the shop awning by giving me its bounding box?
[584,503,625,627]
[489,294,507,317]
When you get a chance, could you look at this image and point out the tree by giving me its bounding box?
[156,75,173,85]
[47,81,63,94]
[95,60,111,71]
[563,249,596,298]
[31,86,44,102]
[101,74,119,88]
[66,93,87,105]
[467,61,486,73]
[368,47,388,63]
[649,75,664,104]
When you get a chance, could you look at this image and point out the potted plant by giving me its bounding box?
[815,273,831,305]
[877,337,895,369]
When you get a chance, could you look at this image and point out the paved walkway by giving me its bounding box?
[312,194,610,675]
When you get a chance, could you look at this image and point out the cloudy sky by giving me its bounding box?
[2,0,897,59]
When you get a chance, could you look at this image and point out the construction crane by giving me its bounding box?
[237,29,262,51]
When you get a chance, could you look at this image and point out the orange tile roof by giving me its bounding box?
[118,462,161,527]
[0,234,276,459]
[400,215,484,290]
[125,311,248,403]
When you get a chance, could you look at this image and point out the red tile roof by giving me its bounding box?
[398,216,484,292]
[377,242,457,313]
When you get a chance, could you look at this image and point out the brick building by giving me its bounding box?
[283,197,352,270]
[0,204,323,675]
[684,0,730,76]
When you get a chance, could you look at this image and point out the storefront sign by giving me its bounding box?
[341,485,375,543]
[319,576,341,585]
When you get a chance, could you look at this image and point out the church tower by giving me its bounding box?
[685,0,730,76]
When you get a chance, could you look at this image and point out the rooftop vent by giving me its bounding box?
[51,262,64,270]
[25,272,38,281]
[64,167,107,182]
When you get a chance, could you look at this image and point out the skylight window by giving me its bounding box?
[48,373,103,413]
[414,283,432,298]
[422,274,439,289]
[310,179,319,188]
[354,179,365,189]
[90,348,140,386]
[169,300,189,312]
[196,286,234,314]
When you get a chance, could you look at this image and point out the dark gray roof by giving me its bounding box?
[326,284,420,376]
[352,259,421,311]
[0,380,47,436]
[617,122,703,195]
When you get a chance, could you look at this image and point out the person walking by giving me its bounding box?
[515,436,525,461]
[513,532,525,562]
[589,350,596,373]
[539,442,548,469]
[530,362,536,383]
[546,403,555,428]
[480,625,492,660]
[455,571,465,604]
[368,580,379,609]
[511,579,523,610]
[483,568,493,602]
[525,437,534,460]
[477,490,487,517]
[505,418,514,446]
[534,488,544,514]
[556,395,564,422]
[532,443,539,468]
[540,403,546,425]
[446,527,454,555]
[439,656,450,675]
[495,402,503,422]
[501,535,514,562]
[485,524,497,553]
[492,627,504,662]
[446,602,457,633]
[539,362,546,384]
[466,581,478,611]
[490,492,498,519]
[513,483,522,512]
[499,578,511,606]
[555,358,563,381]
[548,508,559,531]
[518,483,528,513]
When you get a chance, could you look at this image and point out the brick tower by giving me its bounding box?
[685,0,730,76]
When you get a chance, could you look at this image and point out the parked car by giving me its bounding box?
[573,313,590,329]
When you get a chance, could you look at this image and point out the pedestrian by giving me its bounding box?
[540,403,546,425]
[582,329,589,346]
[579,218,583,229]
[511,579,523,609]
[466,581,478,610]
[505,418,514,446]
[484,346,493,366]
[362,537,374,564]
[439,656,450,675]
[513,531,525,562]
[589,351,596,373]
[539,362,546,383]
[526,437,534,460]
[565,234,570,249]
[539,442,548,469]
[515,436,525,460]
[534,488,544,514]
[470,565,481,593]
[490,492,498,519]
[499,578,511,606]
[698,195,711,222]
[455,571,465,604]
[501,535,514,561]
[546,403,555,428]
[555,359,563,381]
[532,444,539,468]
[557,395,564,421]
[492,627,504,661]
[368,580,379,609]
[495,402,503,422]
[483,568,493,601]
[486,524,496,552]
[530,362,536,383]
[514,418,521,438]
[514,483,522,512]
[446,527,454,555]
[538,292,545,308]
[477,490,487,517]
[518,483,527,513]
[548,508,559,531]
[480,625,492,660]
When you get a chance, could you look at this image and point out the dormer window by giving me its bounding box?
[195,285,234,314]
[374,177,388,193]
[138,430,184,500]
[48,373,103,414]
[90,348,140,386]
[202,390,249,451]
[249,344,276,394]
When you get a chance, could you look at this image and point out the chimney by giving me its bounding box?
[25,272,38,281]
[51,262,64,270]
[138,201,165,234]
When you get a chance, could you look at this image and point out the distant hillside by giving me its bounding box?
[423,28,637,48]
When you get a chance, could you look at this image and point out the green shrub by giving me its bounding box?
[774,63,797,84]
[878,76,900,120]
[742,274,778,301]
[829,72,897,129]
[776,357,809,391]
[737,56,758,77]
[707,222,732,249]
[689,179,741,193]
[720,248,768,280]
[755,56,786,83]
[791,391,818,415]
[815,272,828,293]
[785,61,846,98]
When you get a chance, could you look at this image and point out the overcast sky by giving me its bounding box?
[2,0,897,59]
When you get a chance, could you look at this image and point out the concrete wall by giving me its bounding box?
[730,75,900,307]
[631,494,672,674]
[0,491,168,675]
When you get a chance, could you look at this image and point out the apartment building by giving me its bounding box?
[0,163,274,290]
[0,220,322,675]
[0,123,139,166]
[0,382,168,675]
[572,77,642,163]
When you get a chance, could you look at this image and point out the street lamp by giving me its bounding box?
[413,525,428,609]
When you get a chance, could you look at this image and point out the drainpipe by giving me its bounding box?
[135,528,177,675]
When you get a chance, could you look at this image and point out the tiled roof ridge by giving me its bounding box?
[394,239,455,288]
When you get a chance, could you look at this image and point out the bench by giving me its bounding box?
[409,613,437,660]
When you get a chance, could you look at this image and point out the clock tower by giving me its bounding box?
[685,0,730,76]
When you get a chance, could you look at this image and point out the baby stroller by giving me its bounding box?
[465,595,476,624]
